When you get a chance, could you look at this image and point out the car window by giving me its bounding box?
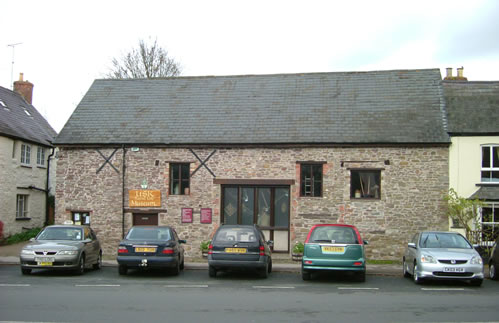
[126,227,171,240]
[310,226,359,244]
[37,227,83,241]
[214,227,257,242]
[84,227,92,240]
[419,233,471,249]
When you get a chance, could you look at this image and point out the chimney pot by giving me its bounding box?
[446,68,453,78]
[13,73,34,105]
[457,67,464,78]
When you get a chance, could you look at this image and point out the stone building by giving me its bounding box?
[54,69,450,260]
[444,68,499,242]
[0,74,57,238]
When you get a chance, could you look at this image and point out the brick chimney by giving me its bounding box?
[443,67,468,81]
[13,73,34,104]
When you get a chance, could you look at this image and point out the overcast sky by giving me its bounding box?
[1,0,498,133]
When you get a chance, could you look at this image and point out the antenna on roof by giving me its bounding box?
[7,42,23,90]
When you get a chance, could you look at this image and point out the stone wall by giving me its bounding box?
[55,145,449,260]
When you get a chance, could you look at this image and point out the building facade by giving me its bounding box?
[0,75,57,238]
[54,69,450,260]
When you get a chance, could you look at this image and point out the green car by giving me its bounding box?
[301,224,368,281]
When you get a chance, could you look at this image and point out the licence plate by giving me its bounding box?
[444,267,465,273]
[135,247,156,253]
[35,257,55,263]
[225,248,247,253]
[38,262,53,266]
[321,246,345,253]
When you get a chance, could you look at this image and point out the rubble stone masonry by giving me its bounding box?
[55,146,449,260]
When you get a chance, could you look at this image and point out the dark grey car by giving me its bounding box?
[20,225,102,275]
[208,224,272,278]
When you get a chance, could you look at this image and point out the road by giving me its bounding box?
[0,265,498,323]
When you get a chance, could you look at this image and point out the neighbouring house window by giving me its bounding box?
[21,144,31,165]
[170,163,190,195]
[37,147,45,166]
[16,195,29,218]
[351,169,381,199]
[300,164,323,197]
[481,145,499,182]
[72,212,90,225]
[481,203,499,242]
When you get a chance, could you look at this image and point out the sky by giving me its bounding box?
[1,0,498,133]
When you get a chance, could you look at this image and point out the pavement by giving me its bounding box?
[0,241,403,276]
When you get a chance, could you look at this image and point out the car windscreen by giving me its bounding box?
[213,227,257,242]
[37,227,83,241]
[309,226,359,244]
[419,233,472,249]
[126,227,171,241]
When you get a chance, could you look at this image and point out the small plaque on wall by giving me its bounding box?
[181,208,193,223]
[200,208,212,224]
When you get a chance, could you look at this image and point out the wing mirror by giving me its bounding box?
[408,242,416,249]
[179,239,187,244]
[363,240,369,245]
[267,240,274,247]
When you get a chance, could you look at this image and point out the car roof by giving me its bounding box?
[45,225,87,229]
[129,226,173,229]
[309,224,359,230]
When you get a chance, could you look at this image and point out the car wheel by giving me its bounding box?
[413,263,423,285]
[179,256,185,270]
[208,265,217,278]
[356,270,366,282]
[171,258,180,276]
[268,258,272,273]
[21,267,32,275]
[76,255,85,275]
[93,251,102,270]
[118,264,127,275]
[470,279,483,287]
[403,258,410,278]
[490,262,497,280]
[302,270,311,281]
[260,263,269,278]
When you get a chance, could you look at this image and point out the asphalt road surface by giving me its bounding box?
[0,265,498,323]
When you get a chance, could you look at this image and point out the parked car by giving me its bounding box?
[403,231,484,286]
[117,226,186,275]
[19,225,102,275]
[301,224,368,281]
[489,236,499,280]
[208,224,272,278]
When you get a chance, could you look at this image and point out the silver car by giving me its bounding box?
[20,225,102,275]
[403,231,484,286]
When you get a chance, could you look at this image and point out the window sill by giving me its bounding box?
[299,195,323,198]
[20,165,32,169]
[37,165,47,169]
[351,197,381,201]
[16,217,31,221]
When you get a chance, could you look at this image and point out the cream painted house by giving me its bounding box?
[444,76,499,242]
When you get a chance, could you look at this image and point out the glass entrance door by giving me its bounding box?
[221,185,290,252]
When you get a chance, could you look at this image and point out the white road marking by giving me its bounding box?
[0,284,30,287]
[252,286,295,289]
[338,287,379,290]
[164,285,208,288]
[421,288,466,291]
[75,284,120,287]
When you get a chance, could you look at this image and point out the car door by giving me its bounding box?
[83,227,99,264]
[405,233,419,270]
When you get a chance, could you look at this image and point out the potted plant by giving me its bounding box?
[292,241,304,261]
[200,240,211,258]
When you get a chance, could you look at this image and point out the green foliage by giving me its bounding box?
[200,240,211,251]
[444,188,484,242]
[4,227,42,245]
[292,241,304,254]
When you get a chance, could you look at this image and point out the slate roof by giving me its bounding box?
[443,81,499,135]
[0,86,57,146]
[469,186,499,201]
[55,69,449,146]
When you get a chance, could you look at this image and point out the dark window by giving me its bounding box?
[300,164,322,197]
[351,170,381,199]
[170,163,190,195]
[72,212,90,225]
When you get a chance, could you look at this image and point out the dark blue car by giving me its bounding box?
[117,226,186,275]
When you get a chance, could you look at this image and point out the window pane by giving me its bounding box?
[181,164,190,179]
[482,146,491,168]
[241,188,254,225]
[483,207,493,222]
[493,171,499,182]
[181,179,190,194]
[493,147,499,168]
[351,170,381,198]
[481,171,491,182]
[274,188,289,227]
[312,165,322,197]
[171,164,180,179]
[301,165,312,196]
[257,188,271,226]
[223,188,238,225]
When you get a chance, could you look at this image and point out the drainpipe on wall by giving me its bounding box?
[45,147,55,226]
[122,145,127,239]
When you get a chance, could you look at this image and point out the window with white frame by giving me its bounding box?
[481,145,499,182]
[37,147,45,166]
[481,203,499,242]
[16,195,29,218]
[21,144,31,165]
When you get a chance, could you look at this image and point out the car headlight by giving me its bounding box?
[420,254,437,263]
[470,256,483,265]
[20,249,33,255]
[57,250,78,255]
